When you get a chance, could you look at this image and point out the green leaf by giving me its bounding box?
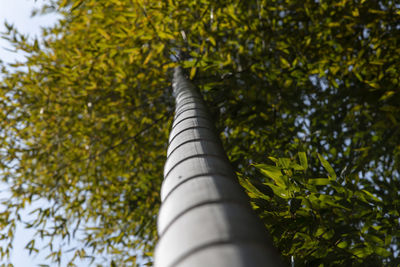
[278,158,290,169]
[290,163,305,171]
[268,183,291,199]
[374,247,391,257]
[308,178,330,186]
[268,156,278,164]
[298,152,308,170]
[351,247,373,258]
[317,153,337,180]
[361,189,381,202]
[182,60,196,68]
[254,164,285,188]
[239,177,268,199]
[368,235,384,245]
[337,241,348,248]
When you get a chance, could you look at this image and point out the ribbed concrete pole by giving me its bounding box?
[154,68,283,267]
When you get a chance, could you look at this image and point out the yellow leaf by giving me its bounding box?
[71,0,84,10]
[284,79,293,87]
[329,65,340,75]
[156,43,165,54]
[368,9,386,15]
[162,62,178,71]
[98,29,110,40]
[280,57,291,68]
[327,22,340,27]
[366,81,380,89]
[60,0,69,8]
[143,51,153,65]
[370,61,384,65]
[305,37,312,46]
[208,36,216,46]
[190,67,197,79]
[331,79,339,88]
[379,91,395,101]
[158,32,174,40]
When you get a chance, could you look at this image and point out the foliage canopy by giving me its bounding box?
[0,0,399,265]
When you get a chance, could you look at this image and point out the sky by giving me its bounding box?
[0,2,130,266]
[0,1,66,266]
[0,0,59,64]
[0,2,112,266]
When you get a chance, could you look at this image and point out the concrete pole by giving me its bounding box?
[154,68,283,267]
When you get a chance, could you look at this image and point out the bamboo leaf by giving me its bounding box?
[317,153,336,180]
[298,152,308,170]
[254,164,286,188]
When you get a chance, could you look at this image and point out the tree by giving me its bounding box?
[155,67,282,267]
[0,0,399,266]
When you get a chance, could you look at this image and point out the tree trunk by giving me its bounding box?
[154,68,283,267]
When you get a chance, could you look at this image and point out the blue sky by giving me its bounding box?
[0,1,63,266]
[1,2,129,266]
[0,0,58,64]
[1,2,111,266]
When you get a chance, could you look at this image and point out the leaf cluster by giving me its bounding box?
[0,0,399,265]
[240,153,399,266]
